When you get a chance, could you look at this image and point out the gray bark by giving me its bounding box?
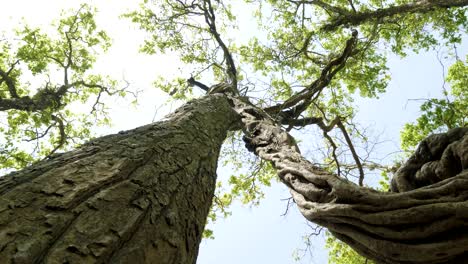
[231,95,468,264]
[0,94,238,264]
[1,89,467,264]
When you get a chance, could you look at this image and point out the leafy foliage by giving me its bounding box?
[401,56,468,151]
[126,0,468,247]
[0,4,128,170]
[123,0,237,99]
[3,0,466,262]
[326,234,376,264]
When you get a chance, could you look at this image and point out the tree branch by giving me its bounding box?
[0,61,20,98]
[265,30,358,116]
[287,0,352,16]
[187,76,210,92]
[232,92,468,263]
[47,115,66,157]
[0,81,111,112]
[347,0,357,13]
[280,116,322,128]
[322,0,468,31]
[202,0,238,90]
[336,120,364,186]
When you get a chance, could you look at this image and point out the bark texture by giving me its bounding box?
[391,127,468,192]
[230,95,468,264]
[0,94,238,264]
[322,0,468,31]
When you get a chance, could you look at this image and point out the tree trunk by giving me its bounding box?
[231,96,468,264]
[0,94,238,264]
[2,88,467,264]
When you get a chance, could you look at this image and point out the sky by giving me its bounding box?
[1,1,465,263]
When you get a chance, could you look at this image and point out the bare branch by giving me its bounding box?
[336,120,364,186]
[348,0,357,13]
[280,196,294,216]
[287,0,352,16]
[23,123,55,142]
[187,76,210,92]
[323,131,342,177]
[265,30,358,116]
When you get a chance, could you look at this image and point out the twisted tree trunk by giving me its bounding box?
[0,95,238,264]
[1,90,466,264]
[230,95,468,264]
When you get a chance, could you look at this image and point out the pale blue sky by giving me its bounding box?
[1,1,466,264]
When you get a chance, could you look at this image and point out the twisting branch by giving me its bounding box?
[323,131,342,177]
[280,196,295,216]
[230,91,468,263]
[314,117,343,177]
[47,115,66,157]
[293,115,363,184]
[24,123,55,142]
[317,117,364,185]
[317,117,340,132]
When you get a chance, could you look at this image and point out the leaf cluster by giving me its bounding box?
[0,4,128,170]
[401,56,468,151]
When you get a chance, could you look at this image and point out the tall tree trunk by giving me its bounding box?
[0,94,238,264]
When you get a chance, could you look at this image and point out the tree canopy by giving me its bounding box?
[0,4,130,171]
[1,0,468,263]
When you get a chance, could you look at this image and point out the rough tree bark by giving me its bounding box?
[232,95,468,264]
[1,88,467,264]
[321,0,468,31]
[0,94,238,264]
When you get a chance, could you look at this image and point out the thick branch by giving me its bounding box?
[187,77,210,92]
[281,116,322,128]
[391,127,468,192]
[0,81,109,112]
[322,0,468,31]
[229,93,468,263]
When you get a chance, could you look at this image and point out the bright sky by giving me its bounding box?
[1,1,465,264]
